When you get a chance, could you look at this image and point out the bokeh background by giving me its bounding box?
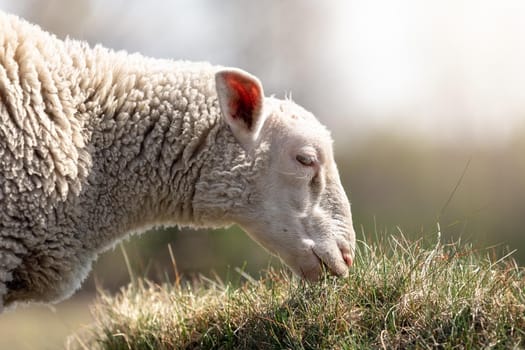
[1,1,525,349]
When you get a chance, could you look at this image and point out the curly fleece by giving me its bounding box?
[0,12,268,309]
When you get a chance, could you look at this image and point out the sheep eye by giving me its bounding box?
[296,154,316,166]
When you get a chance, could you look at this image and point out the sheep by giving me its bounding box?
[0,12,356,311]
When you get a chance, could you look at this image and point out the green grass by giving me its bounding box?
[69,232,525,349]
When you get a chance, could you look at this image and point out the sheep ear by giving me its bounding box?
[215,68,265,150]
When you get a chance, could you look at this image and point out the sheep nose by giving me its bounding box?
[342,252,353,267]
[338,236,354,268]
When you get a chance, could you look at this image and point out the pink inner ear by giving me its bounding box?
[224,73,261,131]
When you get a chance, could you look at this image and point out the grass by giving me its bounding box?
[68,231,525,349]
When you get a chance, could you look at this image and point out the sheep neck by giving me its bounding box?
[77,52,234,246]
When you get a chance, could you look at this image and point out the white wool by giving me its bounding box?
[0,12,355,310]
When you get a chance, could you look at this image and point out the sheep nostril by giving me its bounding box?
[342,252,353,267]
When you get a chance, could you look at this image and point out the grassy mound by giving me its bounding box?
[69,234,525,349]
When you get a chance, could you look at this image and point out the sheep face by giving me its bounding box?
[216,69,355,281]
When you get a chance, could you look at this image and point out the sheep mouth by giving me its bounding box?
[309,247,350,280]
[313,251,332,278]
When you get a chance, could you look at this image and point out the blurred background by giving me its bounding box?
[1,0,525,348]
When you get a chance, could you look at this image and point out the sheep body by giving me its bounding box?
[0,12,356,310]
[0,12,236,308]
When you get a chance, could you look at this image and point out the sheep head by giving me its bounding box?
[214,69,356,281]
